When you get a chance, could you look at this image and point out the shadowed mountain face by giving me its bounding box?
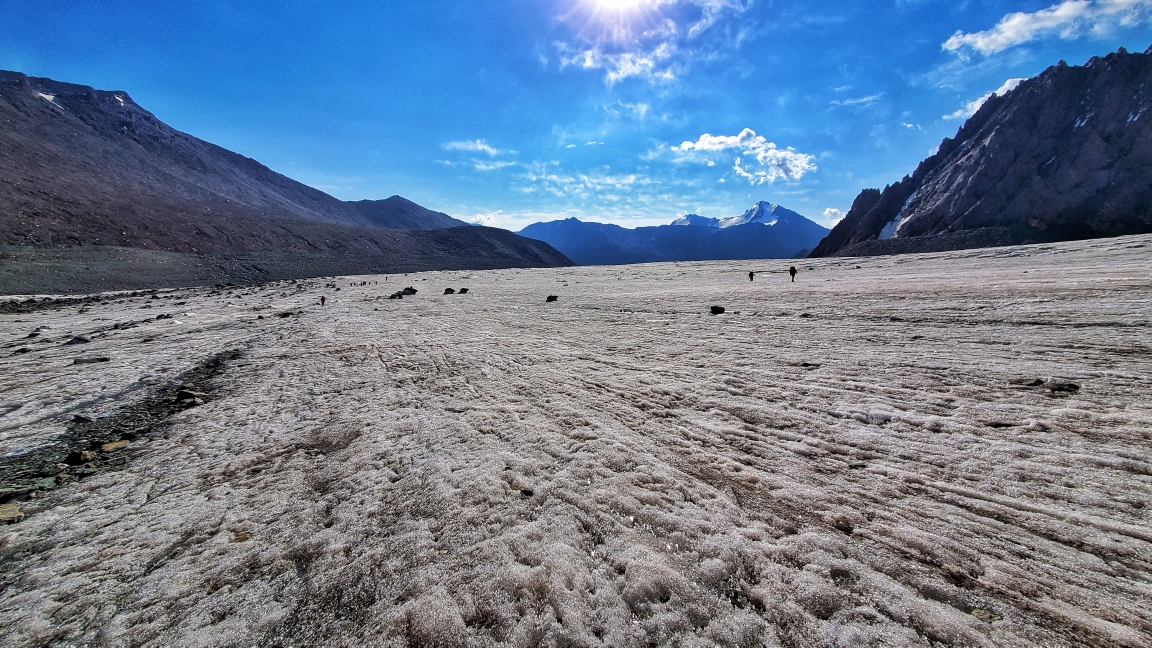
[810,46,1152,258]
[519,202,829,265]
[0,70,571,292]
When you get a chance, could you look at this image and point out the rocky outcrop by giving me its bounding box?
[811,46,1152,257]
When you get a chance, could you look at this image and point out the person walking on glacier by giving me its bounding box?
[789,266,797,282]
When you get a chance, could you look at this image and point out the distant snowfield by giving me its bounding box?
[1,235,1150,647]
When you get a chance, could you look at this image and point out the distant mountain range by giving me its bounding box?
[0,70,570,292]
[519,202,829,265]
[811,46,1152,257]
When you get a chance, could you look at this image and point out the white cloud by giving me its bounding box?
[822,208,845,225]
[671,128,817,184]
[442,139,514,156]
[943,0,1152,57]
[943,77,1025,119]
[471,210,502,225]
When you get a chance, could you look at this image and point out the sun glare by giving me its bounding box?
[591,0,647,12]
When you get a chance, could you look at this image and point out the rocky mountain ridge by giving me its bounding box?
[810,46,1152,257]
[0,70,570,292]
[519,204,829,265]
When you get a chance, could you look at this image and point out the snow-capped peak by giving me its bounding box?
[671,214,721,227]
[718,201,800,228]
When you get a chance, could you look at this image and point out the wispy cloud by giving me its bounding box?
[830,93,883,107]
[442,139,515,156]
[603,101,651,121]
[668,128,817,184]
[556,41,679,86]
[943,77,1025,119]
[554,0,753,85]
[520,162,658,199]
[472,160,518,172]
[943,0,1152,57]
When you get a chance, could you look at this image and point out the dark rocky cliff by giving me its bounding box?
[810,46,1152,257]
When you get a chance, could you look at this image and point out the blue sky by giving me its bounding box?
[3,1,1151,229]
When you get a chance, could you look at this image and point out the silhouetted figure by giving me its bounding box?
[789,266,797,282]
[320,296,326,306]
[749,271,755,282]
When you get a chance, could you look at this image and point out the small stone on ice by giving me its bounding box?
[73,357,110,365]
[0,503,24,525]
[971,608,1002,623]
[176,389,206,405]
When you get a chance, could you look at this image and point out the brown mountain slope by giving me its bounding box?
[0,70,571,293]
[811,46,1152,257]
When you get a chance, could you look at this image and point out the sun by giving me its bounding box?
[590,0,648,12]
[569,0,659,39]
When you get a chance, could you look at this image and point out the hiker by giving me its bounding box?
[789,266,797,282]
[749,271,755,282]
[320,296,326,306]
